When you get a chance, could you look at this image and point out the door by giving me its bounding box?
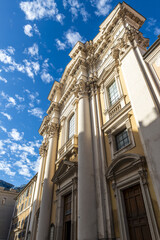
[123,184,152,240]
[63,193,72,240]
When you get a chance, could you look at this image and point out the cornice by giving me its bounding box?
[48,81,61,101]
[47,101,60,115]
[39,115,50,136]
[49,2,148,112]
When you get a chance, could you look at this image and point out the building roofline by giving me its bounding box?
[15,173,37,199]
[143,35,160,59]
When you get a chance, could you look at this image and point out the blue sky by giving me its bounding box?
[0,0,159,187]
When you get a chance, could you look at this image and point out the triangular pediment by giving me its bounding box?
[52,160,77,184]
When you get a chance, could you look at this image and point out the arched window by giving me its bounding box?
[68,114,75,139]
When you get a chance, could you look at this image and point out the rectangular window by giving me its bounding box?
[108,81,119,106]
[29,184,33,195]
[21,203,24,211]
[68,114,75,139]
[115,129,130,151]
[28,197,31,206]
[24,200,27,209]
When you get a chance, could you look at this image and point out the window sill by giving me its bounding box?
[113,141,135,159]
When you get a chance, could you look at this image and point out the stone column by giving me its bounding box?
[77,79,98,240]
[28,143,47,240]
[36,123,59,240]
[96,87,115,239]
[89,82,107,239]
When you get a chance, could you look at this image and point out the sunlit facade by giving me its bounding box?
[9,2,160,240]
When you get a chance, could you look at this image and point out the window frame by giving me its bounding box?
[103,71,125,121]
[68,113,75,140]
[107,118,135,159]
[115,128,130,151]
[107,80,120,107]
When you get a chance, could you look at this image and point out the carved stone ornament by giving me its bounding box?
[138,169,148,185]
[73,79,89,98]
[39,142,48,157]
[48,123,59,138]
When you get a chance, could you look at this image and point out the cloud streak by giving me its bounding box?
[20,0,64,23]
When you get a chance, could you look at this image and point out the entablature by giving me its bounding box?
[48,81,62,102]
[39,115,50,136]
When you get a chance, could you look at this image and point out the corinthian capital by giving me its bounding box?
[73,78,89,98]
[48,123,59,138]
[39,142,48,157]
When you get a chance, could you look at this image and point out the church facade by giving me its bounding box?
[9,2,160,240]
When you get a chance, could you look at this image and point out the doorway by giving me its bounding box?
[123,184,152,240]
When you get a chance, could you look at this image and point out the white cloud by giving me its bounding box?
[0,46,41,81]
[32,61,40,74]
[1,112,12,120]
[63,0,89,22]
[10,142,37,156]
[27,43,39,56]
[1,91,16,107]
[90,0,112,16]
[0,140,4,150]
[24,24,33,37]
[9,129,24,141]
[56,29,85,50]
[65,29,85,47]
[23,59,40,80]
[146,18,160,36]
[20,0,64,23]
[28,107,44,119]
[154,27,160,36]
[0,49,13,64]
[15,94,25,102]
[0,76,7,83]
[0,126,7,133]
[24,24,40,37]
[56,39,66,50]
[33,24,40,36]
[0,161,16,176]
[41,71,53,83]
[7,46,15,55]
[40,58,54,83]
[146,18,157,31]
[8,97,16,106]
[14,161,31,177]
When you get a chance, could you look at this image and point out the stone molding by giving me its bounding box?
[48,123,59,138]
[39,142,48,157]
[39,115,50,136]
[47,101,60,115]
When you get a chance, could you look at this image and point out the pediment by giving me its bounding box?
[52,160,77,184]
[106,153,145,180]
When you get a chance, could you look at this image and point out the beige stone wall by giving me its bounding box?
[103,66,160,238]
[0,188,17,240]
[9,176,37,240]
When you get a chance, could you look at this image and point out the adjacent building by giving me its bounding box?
[0,186,18,240]
[8,2,160,240]
[8,174,37,240]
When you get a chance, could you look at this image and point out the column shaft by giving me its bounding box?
[36,133,58,240]
[78,94,97,240]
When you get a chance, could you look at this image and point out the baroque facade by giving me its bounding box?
[9,2,160,240]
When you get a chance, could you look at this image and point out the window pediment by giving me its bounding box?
[52,160,77,184]
[106,153,145,180]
